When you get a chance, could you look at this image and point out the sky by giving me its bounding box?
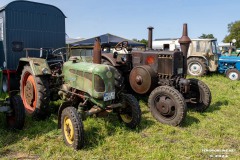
[0,0,239,42]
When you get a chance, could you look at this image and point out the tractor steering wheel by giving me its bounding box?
[115,41,128,51]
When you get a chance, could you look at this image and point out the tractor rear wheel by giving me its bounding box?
[118,94,141,129]
[226,68,240,80]
[20,65,50,119]
[6,95,25,130]
[148,86,187,126]
[61,107,84,150]
[187,78,212,112]
[187,57,208,76]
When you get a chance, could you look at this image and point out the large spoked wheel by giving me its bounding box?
[6,95,25,130]
[187,78,212,112]
[118,94,141,129]
[148,86,187,126]
[20,66,50,119]
[226,69,240,81]
[187,57,208,76]
[61,107,84,150]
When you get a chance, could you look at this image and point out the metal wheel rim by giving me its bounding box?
[188,62,203,76]
[64,116,74,144]
[22,72,37,113]
[228,72,239,80]
[120,114,133,123]
[154,95,177,120]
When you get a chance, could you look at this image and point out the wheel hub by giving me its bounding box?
[135,75,143,85]
[24,80,34,106]
[189,63,202,75]
[229,72,238,80]
[156,96,175,116]
[64,117,74,144]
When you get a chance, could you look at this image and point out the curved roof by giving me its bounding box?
[0,0,66,17]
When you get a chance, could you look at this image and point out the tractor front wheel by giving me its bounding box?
[6,95,25,130]
[226,68,240,80]
[118,94,141,129]
[61,107,84,150]
[148,86,187,126]
[20,65,50,119]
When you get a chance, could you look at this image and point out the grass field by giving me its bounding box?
[0,73,239,159]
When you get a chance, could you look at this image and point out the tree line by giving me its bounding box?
[133,21,240,48]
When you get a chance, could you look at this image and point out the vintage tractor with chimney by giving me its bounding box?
[0,69,25,129]
[101,24,212,126]
[15,38,141,150]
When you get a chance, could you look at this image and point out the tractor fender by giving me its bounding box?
[16,58,51,76]
[102,53,120,66]
[57,101,73,129]
[187,56,209,66]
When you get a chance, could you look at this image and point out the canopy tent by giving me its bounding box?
[70,33,146,48]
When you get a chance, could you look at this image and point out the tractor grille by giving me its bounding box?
[158,52,184,77]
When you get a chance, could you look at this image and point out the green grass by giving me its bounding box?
[0,73,239,159]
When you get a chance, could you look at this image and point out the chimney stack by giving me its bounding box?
[178,23,191,58]
[147,26,154,50]
[93,37,101,64]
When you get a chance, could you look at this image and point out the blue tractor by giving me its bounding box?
[218,54,240,80]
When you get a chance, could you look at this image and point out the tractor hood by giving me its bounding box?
[63,61,115,99]
[219,55,240,63]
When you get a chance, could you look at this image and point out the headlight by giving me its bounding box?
[3,61,6,68]
[42,68,49,74]
[94,75,105,92]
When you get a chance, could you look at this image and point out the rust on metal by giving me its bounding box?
[129,65,157,94]
[147,26,154,50]
[178,23,191,58]
[93,37,101,64]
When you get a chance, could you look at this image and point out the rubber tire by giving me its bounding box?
[118,94,141,129]
[187,57,208,76]
[6,95,25,130]
[148,86,187,126]
[102,59,124,88]
[187,78,212,112]
[226,69,240,81]
[61,107,84,150]
[20,65,50,120]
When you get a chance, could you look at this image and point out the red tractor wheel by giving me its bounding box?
[20,66,50,119]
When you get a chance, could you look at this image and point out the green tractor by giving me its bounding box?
[17,38,141,150]
[0,69,25,129]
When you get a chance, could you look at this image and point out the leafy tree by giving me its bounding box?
[223,20,240,48]
[199,34,215,39]
[132,38,147,46]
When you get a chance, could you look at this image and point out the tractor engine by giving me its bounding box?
[58,58,116,108]
[130,50,188,94]
[129,24,191,95]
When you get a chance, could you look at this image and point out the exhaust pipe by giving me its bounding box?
[178,23,191,58]
[93,37,101,64]
[178,23,191,77]
[147,26,154,50]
